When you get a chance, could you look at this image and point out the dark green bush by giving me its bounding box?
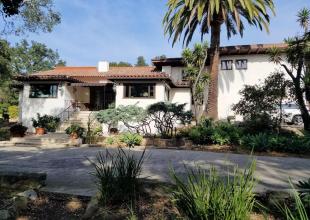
[188,126,213,145]
[240,133,271,152]
[240,133,310,153]
[211,122,241,145]
[90,148,145,206]
[240,113,275,134]
[0,127,10,141]
[188,120,242,146]
[9,123,28,137]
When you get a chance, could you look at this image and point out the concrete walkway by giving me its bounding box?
[0,146,310,196]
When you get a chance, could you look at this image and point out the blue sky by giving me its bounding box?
[6,0,310,66]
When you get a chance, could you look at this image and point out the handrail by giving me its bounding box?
[57,100,81,123]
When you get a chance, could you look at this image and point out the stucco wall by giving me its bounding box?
[218,54,285,120]
[170,88,192,111]
[162,66,184,82]
[20,82,74,130]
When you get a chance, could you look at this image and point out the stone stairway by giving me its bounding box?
[57,111,101,132]
[0,133,75,148]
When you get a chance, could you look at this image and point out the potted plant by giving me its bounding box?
[65,124,85,139]
[10,124,28,137]
[32,114,46,135]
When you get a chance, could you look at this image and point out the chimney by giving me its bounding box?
[98,61,109,73]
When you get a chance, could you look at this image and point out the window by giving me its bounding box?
[235,59,248,70]
[124,83,155,98]
[181,69,187,80]
[221,60,233,70]
[29,84,58,98]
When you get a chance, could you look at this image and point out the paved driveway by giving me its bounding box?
[0,146,310,196]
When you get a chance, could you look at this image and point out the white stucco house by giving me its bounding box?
[16,43,287,132]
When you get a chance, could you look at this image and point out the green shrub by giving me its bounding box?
[90,148,145,206]
[9,123,27,137]
[240,132,310,154]
[65,124,85,138]
[31,113,60,132]
[188,126,213,145]
[0,127,10,141]
[8,105,18,119]
[188,120,242,146]
[119,132,143,148]
[211,122,241,145]
[240,113,275,134]
[240,133,271,152]
[170,161,256,220]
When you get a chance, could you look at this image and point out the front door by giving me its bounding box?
[90,85,115,110]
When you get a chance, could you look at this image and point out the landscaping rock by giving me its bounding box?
[0,210,10,220]
[13,196,28,211]
[82,194,100,219]
[17,189,38,201]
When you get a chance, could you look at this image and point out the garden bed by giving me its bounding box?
[187,144,310,159]
[0,183,280,220]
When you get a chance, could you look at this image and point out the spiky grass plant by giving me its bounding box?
[90,148,146,206]
[170,161,256,220]
[276,181,309,220]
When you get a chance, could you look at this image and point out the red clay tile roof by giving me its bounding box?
[29,66,168,81]
[105,67,169,79]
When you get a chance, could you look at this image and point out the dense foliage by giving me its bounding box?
[147,102,192,138]
[0,0,60,35]
[240,132,310,153]
[11,39,65,74]
[187,119,241,145]
[185,118,310,154]
[31,113,60,132]
[170,161,256,220]
[232,72,289,130]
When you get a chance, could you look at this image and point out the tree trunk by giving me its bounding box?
[294,80,310,131]
[206,21,221,120]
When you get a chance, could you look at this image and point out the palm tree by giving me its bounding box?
[297,7,310,33]
[163,0,275,119]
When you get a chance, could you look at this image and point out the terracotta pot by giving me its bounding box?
[70,132,79,139]
[35,127,45,135]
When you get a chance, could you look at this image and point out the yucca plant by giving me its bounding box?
[170,160,256,220]
[89,148,146,206]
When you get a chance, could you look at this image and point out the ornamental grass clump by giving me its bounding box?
[90,148,146,206]
[170,161,256,220]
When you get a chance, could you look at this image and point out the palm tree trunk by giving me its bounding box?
[206,21,221,120]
